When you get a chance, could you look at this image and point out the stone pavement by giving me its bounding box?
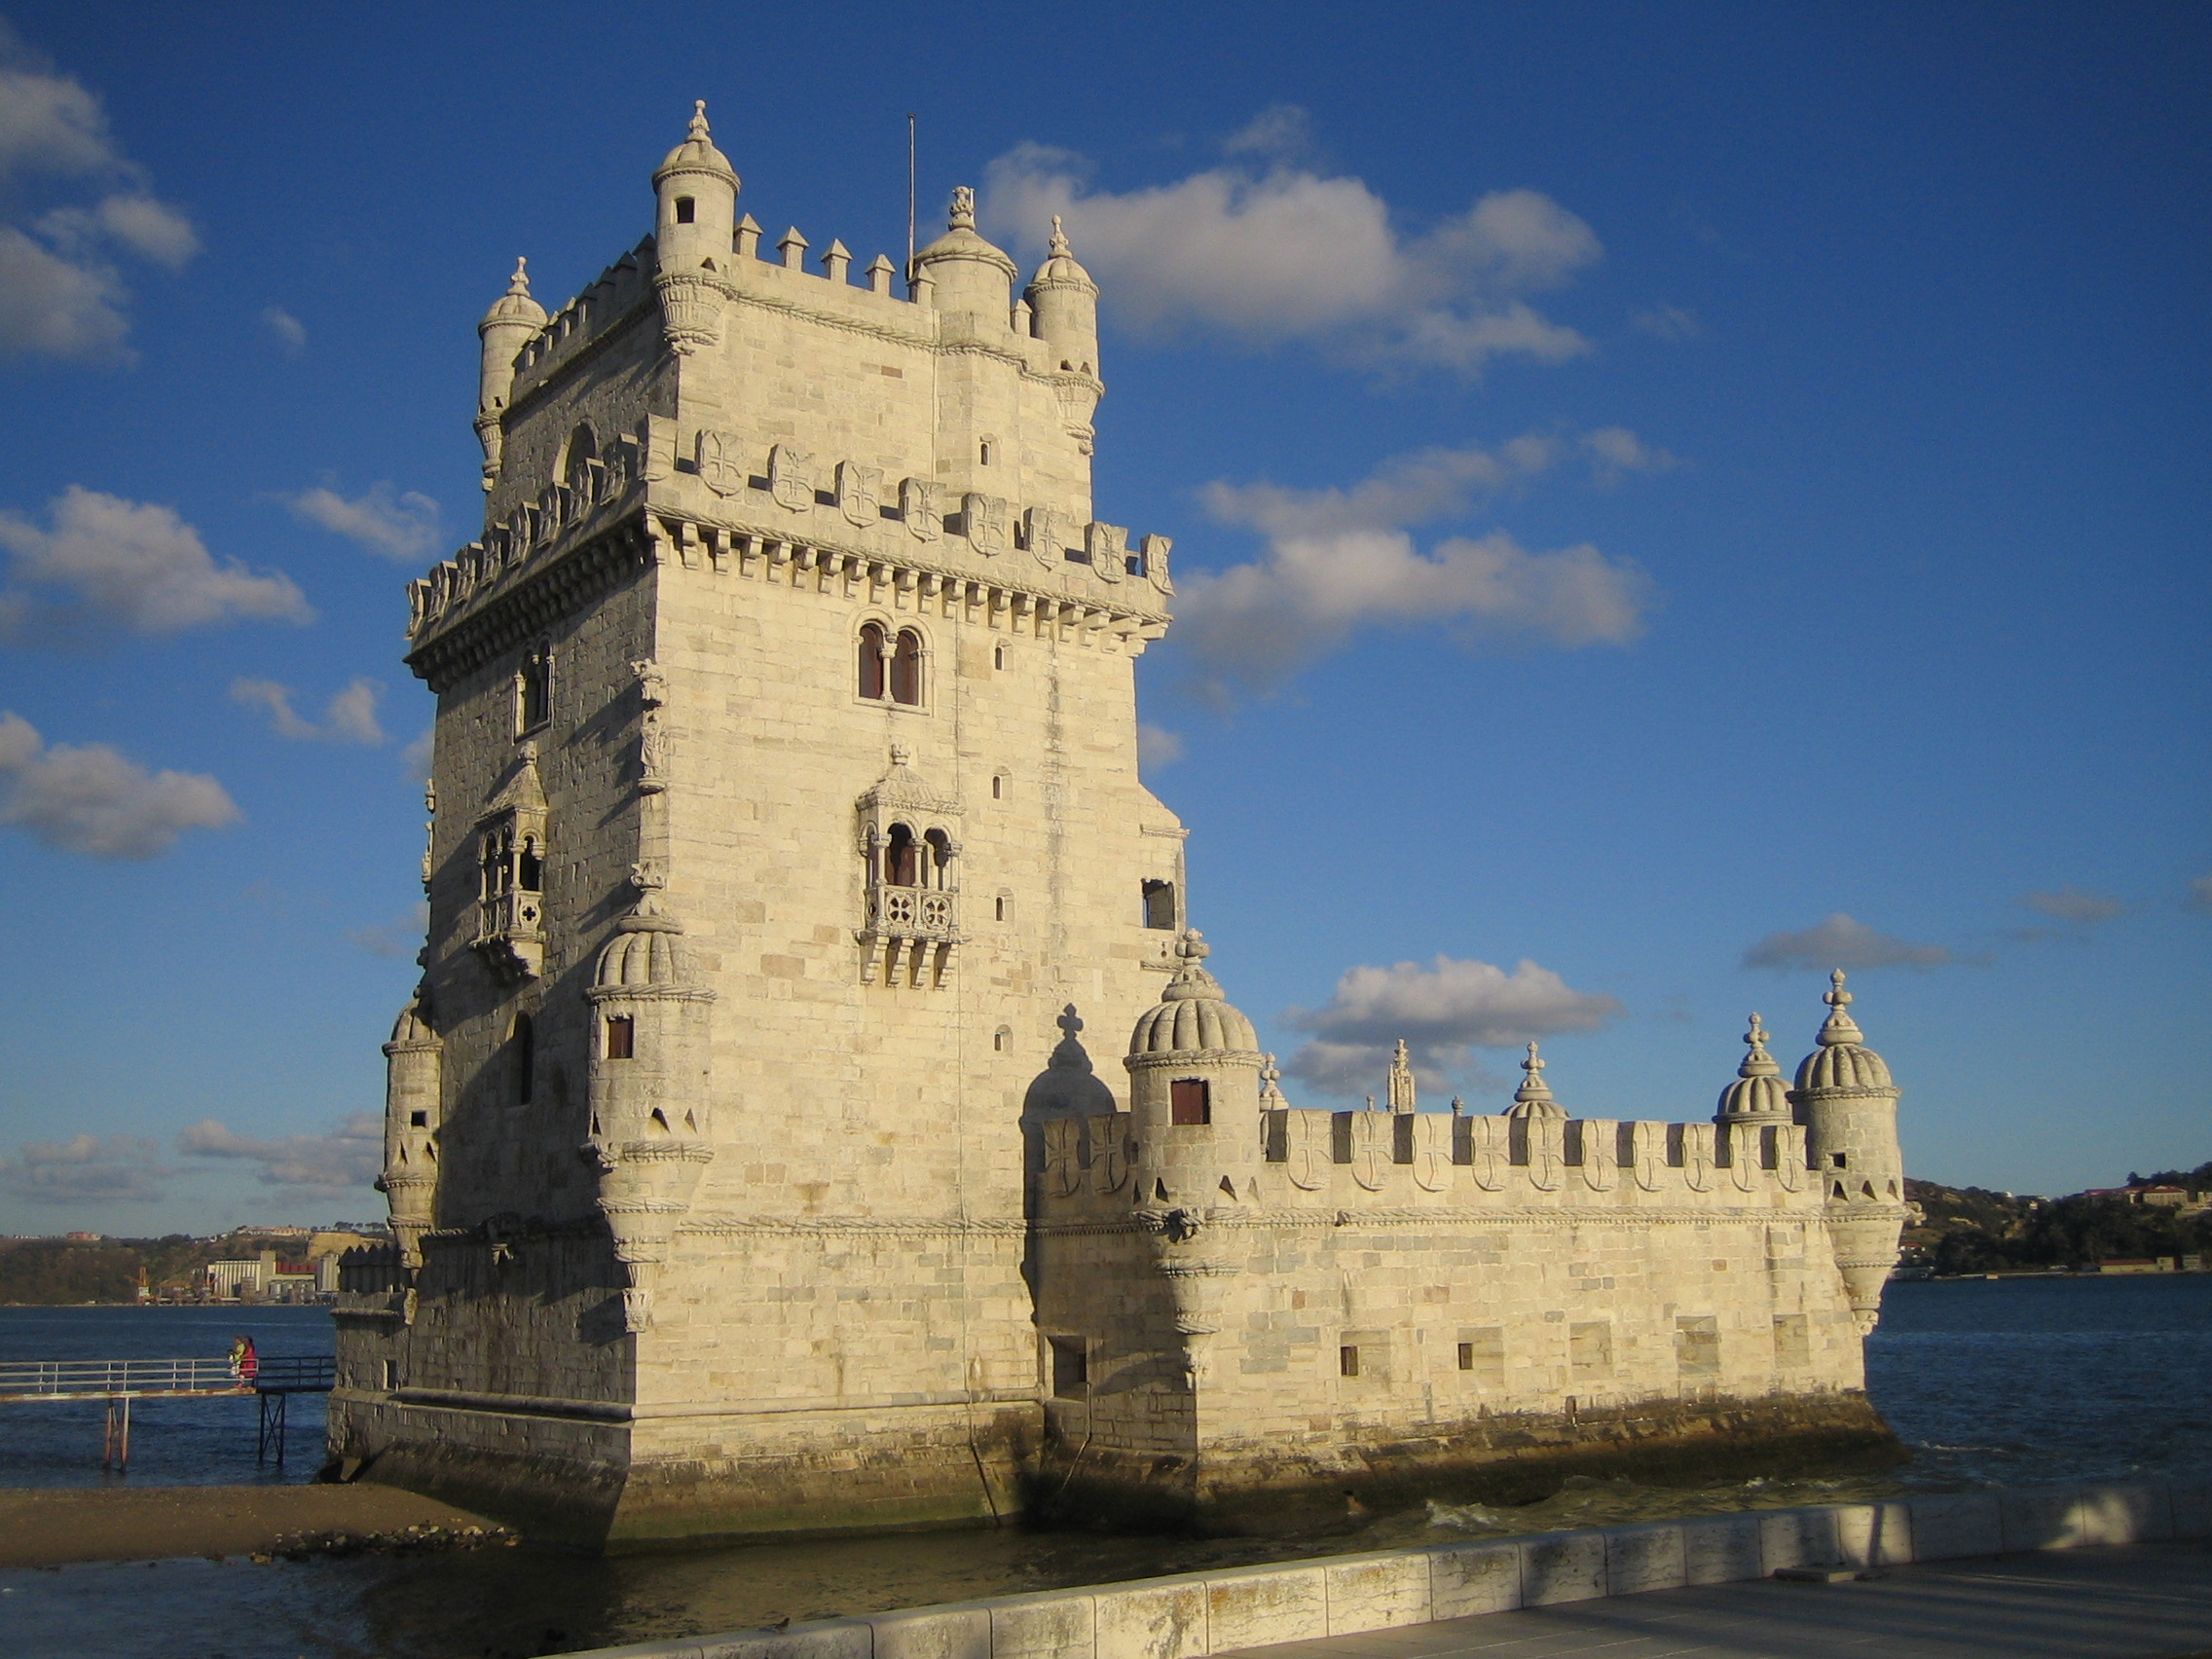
[1214,1542,2212,1659]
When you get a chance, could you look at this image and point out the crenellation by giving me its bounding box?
[339,101,1906,1549]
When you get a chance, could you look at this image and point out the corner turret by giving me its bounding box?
[475,258,546,491]
[1715,1013,1791,1124]
[1789,970,1906,1334]
[377,986,443,1268]
[1503,1042,1566,1121]
[912,187,1018,339]
[652,100,739,353]
[1026,215,1100,374]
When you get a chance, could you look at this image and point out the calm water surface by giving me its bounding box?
[2,1276,2206,1659]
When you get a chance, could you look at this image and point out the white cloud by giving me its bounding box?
[1743,912,1962,973]
[177,1113,382,1197]
[0,486,312,635]
[229,676,386,745]
[981,127,1601,375]
[0,1131,169,1205]
[1582,425,1678,486]
[399,725,434,781]
[1285,954,1621,1096]
[0,710,240,858]
[1137,722,1184,769]
[0,27,198,362]
[261,306,305,353]
[281,483,441,562]
[1223,103,1314,163]
[1633,304,1701,342]
[1178,437,1652,696]
[2016,886,2124,927]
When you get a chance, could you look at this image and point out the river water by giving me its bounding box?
[2,1276,2207,1659]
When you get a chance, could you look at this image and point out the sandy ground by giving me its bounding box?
[0,1483,500,1567]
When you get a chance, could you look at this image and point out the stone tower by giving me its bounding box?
[335,104,1185,1547]
[1788,971,1908,1334]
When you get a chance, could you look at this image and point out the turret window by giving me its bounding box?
[604,1015,635,1060]
[1170,1079,1210,1125]
[675,196,695,224]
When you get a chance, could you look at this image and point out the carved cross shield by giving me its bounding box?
[964,493,1007,557]
[769,444,815,512]
[837,461,881,529]
[695,429,747,498]
[1087,521,1126,583]
[901,477,941,541]
[1349,1112,1390,1192]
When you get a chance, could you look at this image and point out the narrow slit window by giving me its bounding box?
[517,644,552,733]
[992,644,1006,671]
[1339,1346,1360,1379]
[512,1014,535,1106]
[1456,1342,1474,1371]
[605,1014,636,1060]
[1170,1079,1210,1125]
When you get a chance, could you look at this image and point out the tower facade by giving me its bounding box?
[333,106,1184,1546]
[336,107,1909,1545]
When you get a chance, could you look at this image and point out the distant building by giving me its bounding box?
[2138,1186,2189,1208]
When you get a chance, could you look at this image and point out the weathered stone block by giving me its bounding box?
[1324,1551,1430,1633]
[1758,1506,1840,1572]
[2070,1482,2172,1545]
[1093,1576,1208,1659]
[1679,1512,1763,1584]
[2169,1476,2212,1540]
[2000,1485,2083,1552]
[1202,1563,1326,1650]
[987,1591,1095,1659]
[1519,1530,1607,1605]
[1828,1501,1912,1567]
[1906,1492,2003,1560]
[1426,1539,1521,1618]
[1604,1522,1686,1595]
[867,1604,990,1659]
[697,1619,874,1659]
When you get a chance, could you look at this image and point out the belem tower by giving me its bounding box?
[333,105,1913,1548]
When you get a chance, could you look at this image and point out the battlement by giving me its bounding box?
[1041,1108,1824,1214]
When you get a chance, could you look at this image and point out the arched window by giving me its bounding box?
[562,424,598,493]
[890,629,923,706]
[924,829,953,890]
[885,823,919,888]
[858,622,887,700]
[517,835,542,894]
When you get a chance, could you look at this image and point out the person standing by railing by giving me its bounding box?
[227,1335,258,1388]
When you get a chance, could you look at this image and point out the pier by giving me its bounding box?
[0,1355,337,1470]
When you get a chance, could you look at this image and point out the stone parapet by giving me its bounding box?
[542,1477,2212,1659]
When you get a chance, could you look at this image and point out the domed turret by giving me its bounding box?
[1025,215,1100,376]
[584,883,717,1332]
[1503,1042,1566,1121]
[1788,970,1907,1335]
[912,187,1018,336]
[652,101,739,354]
[1715,1013,1791,1123]
[475,258,546,491]
[1124,931,1263,1205]
[379,987,443,1267]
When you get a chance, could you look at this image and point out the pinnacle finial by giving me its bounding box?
[1176,928,1209,963]
[949,186,976,230]
[1739,1013,1781,1079]
[1816,969,1865,1046]
[688,99,711,140]
[507,257,532,295]
[1049,214,1071,258]
[1056,1004,1083,1040]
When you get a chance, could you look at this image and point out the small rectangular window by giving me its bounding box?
[674,196,695,224]
[1339,1345,1360,1378]
[1831,1152,1848,1168]
[1456,1342,1473,1371]
[408,1111,428,1128]
[605,1015,636,1060]
[1170,1079,1210,1125]
[1050,1335,1088,1399]
[1142,879,1177,930]
[1457,1326,1505,1385]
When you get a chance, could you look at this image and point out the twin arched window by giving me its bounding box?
[859,623,924,706]
[882,822,953,889]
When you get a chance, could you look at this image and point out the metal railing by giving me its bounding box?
[0,1354,336,1401]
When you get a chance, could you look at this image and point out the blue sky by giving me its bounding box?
[0,2,2202,1234]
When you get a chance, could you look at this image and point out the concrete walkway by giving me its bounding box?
[1215,1542,2212,1659]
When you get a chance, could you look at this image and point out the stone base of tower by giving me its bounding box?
[324,1391,1039,1552]
[1032,1390,1902,1535]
